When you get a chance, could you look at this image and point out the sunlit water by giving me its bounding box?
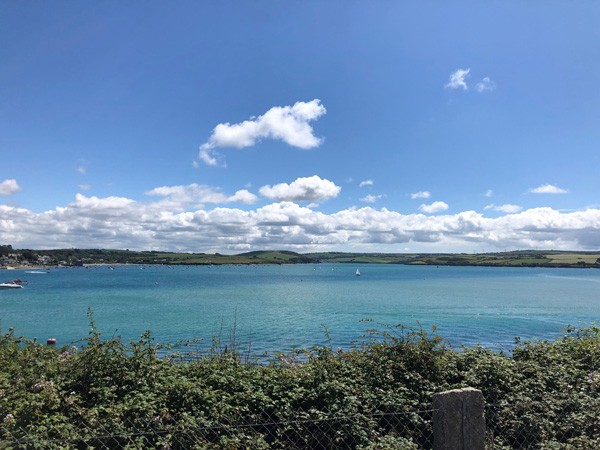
[1,264,599,353]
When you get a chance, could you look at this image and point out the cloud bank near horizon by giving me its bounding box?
[2,189,600,253]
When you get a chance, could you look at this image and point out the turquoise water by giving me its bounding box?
[1,264,599,353]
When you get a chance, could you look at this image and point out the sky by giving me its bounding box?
[1,1,600,254]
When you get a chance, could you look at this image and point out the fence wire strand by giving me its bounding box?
[1,406,435,449]
[4,394,600,448]
[484,395,600,449]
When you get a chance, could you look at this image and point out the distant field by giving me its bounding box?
[5,247,600,269]
[545,253,600,264]
[306,250,600,268]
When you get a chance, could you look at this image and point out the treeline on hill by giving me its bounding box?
[3,244,600,268]
[0,246,316,266]
[1,316,600,448]
[306,250,600,268]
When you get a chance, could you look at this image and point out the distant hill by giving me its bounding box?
[0,247,317,267]
[305,250,600,268]
[235,250,316,264]
[2,246,599,268]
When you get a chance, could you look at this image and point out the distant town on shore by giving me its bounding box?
[1,244,599,269]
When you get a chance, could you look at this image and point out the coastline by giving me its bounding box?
[2,248,600,270]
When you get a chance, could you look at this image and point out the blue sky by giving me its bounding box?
[1,1,599,253]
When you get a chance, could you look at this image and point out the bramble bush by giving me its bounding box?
[1,312,600,448]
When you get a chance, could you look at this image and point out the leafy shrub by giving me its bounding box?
[2,316,600,448]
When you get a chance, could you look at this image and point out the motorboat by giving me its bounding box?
[0,280,24,289]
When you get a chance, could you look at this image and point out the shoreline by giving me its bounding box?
[2,261,599,271]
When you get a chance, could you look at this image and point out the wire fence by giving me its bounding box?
[1,406,435,449]
[3,392,600,449]
[484,395,600,449]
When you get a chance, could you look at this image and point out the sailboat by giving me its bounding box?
[355,268,360,276]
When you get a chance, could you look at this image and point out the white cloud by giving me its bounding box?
[2,193,600,253]
[360,194,383,203]
[259,176,341,202]
[78,184,92,191]
[419,201,449,214]
[198,147,226,168]
[0,179,22,195]
[145,183,257,210]
[411,191,430,199]
[67,193,137,219]
[476,77,496,93]
[485,203,523,214]
[77,166,86,174]
[359,180,374,188]
[445,69,470,90]
[529,184,568,194]
[485,190,493,197]
[147,184,226,205]
[197,99,326,167]
[227,189,258,204]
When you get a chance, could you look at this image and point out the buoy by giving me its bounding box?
[47,338,57,345]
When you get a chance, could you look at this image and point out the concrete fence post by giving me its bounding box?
[432,387,485,450]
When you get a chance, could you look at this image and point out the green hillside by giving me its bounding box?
[2,244,599,268]
[306,250,600,268]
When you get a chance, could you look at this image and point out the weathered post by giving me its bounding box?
[432,387,485,450]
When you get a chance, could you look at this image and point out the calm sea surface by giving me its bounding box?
[1,264,599,353]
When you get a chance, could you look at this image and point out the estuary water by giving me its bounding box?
[1,264,599,353]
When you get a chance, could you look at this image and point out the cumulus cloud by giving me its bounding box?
[145,183,257,210]
[476,77,496,93]
[485,190,493,197]
[197,100,326,167]
[197,147,226,168]
[77,166,86,174]
[2,192,600,252]
[259,176,341,202]
[445,69,470,90]
[411,191,430,199]
[78,184,92,191]
[529,184,568,194]
[227,189,259,204]
[419,201,449,214]
[359,180,374,188]
[485,204,523,214]
[360,194,383,203]
[0,179,22,195]
[68,193,137,219]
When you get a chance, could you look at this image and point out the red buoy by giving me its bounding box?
[47,338,57,345]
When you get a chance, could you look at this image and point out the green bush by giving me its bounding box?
[1,316,600,448]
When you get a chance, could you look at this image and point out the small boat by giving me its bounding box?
[355,269,360,276]
[0,280,24,289]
